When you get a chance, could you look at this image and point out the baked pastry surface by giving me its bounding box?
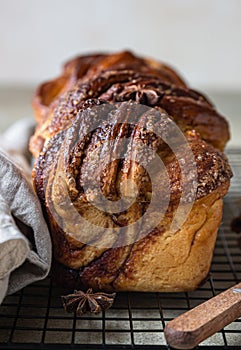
[31,51,232,292]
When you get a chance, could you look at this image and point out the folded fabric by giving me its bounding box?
[0,119,51,304]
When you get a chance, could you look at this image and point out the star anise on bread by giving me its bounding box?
[61,288,116,315]
[118,84,160,105]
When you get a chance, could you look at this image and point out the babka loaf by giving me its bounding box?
[31,51,232,292]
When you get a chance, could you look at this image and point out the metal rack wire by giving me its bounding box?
[0,149,241,349]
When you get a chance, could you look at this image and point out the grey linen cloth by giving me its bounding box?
[0,119,52,304]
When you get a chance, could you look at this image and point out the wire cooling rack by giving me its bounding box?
[0,149,241,350]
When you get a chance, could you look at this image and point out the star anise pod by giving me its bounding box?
[61,288,116,315]
[118,84,161,105]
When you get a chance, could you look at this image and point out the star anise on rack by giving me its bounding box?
[61,288,116,315]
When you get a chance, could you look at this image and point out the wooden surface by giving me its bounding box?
[164,282,241,349]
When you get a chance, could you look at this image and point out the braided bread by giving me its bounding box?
[31,51,232,292]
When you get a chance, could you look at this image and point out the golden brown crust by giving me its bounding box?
[31,51,232,292]
[34,100,232,207]
[112,184,227,292]
[30,51,189,157]
[33,100,232,291]
[52,184,227,292]
[30,57,229,158]
[32,51,185,128]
